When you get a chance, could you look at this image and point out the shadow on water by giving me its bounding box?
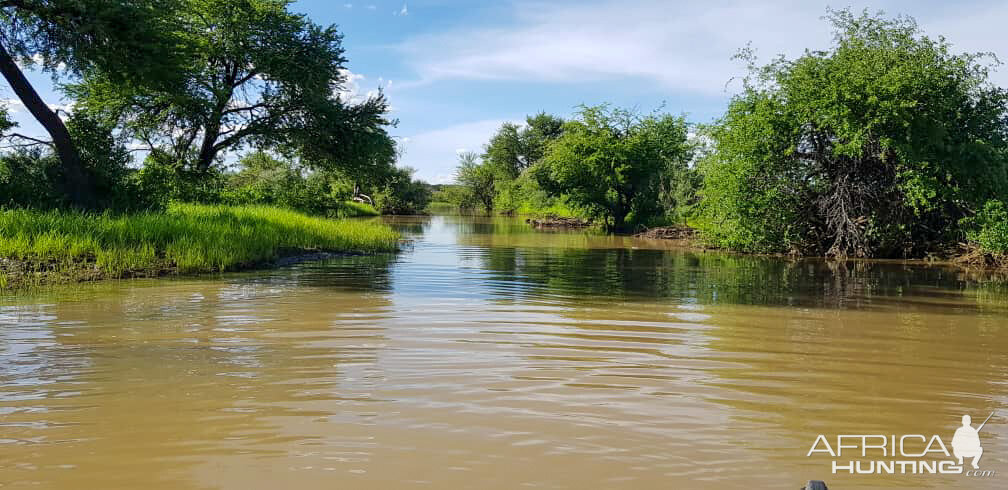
[387,214,1008,314]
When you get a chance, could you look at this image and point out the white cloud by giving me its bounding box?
[15,53,67,72]
[394,3,408,16]
[335,69,389,104]
[397,119,517,183]
[2,98,24,111]
[48,102,74,115]
[344,3,353,8]
[398,0,1008,94]
[367,4,376,10]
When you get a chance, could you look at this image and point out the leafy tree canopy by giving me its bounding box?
[484,112,564,179]
[455,151,496,212]
[0,0,187,208]
[1,0,185,83]
[533,105,692,230]
[699,9,1008,257]
[71,0,395,175]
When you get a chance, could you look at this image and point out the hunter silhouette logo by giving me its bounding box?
[952,412,992,469]
[807,411,998,477]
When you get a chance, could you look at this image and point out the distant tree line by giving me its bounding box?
[444,9,1008,262]
[0,0,429,214]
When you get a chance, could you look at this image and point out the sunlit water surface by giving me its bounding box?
[2,215,1007,489]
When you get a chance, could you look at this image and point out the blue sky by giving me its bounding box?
[5,0,1008,183]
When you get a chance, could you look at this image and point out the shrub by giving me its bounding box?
[698,9,1008,257]
[0,113,146,211]
[373,166,431,215]
[961,200,1008,257]
[136,151,228,206]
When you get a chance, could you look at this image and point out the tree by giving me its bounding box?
[72,0,394,176]
[699,9,1008,257]
[532,105,692,230]
[484,112,564,179]
[373,166,431,215]
[455,151,495,212]
[0,0,185,208]
[226,151,334,214]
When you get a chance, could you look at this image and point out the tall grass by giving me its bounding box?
[515,200,589,220]
[0,203,399,283]
[333,200,380,218]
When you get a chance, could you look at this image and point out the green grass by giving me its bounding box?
[425,201,458,213]
[514,200,589,219]
[0,203,399,287]
[333,200,380,218]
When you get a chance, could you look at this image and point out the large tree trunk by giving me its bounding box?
[0,42,96,209]
[194,93,233,173]
[195,123,221,173]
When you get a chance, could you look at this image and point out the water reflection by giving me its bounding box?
[0,214,1005,489]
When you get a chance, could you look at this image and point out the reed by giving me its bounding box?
[0,203,399,287]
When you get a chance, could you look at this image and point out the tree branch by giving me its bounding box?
[5,132,54,147]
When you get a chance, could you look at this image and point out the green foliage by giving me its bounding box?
[961,200,1008,257]
[0,150,62,209]
[65,112,145,210]
[224,151,335,215]
[430,185,469,209]
[502,172,586,218]
[372,166,431,215]
[0,105,13,133]
[699,9,1008,256]
[0,1,189,209]
[0,203,399,286]
[455,151,496,212]
[136,150,227,206]
[0,113,144,211]
[333,200,379,218]
[533,105,692,230]
[483,112,564,179]
[0,0,186,85]
[70,0,396,175]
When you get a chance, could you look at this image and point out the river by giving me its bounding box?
[1,215,1005,489]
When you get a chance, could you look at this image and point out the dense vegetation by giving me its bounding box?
[2,4,1008,270]
[532,106,693,229]
[445,9,1008,264]
[0,0,429,215]
[698,10,1008,258]
[0,0,430,287]
[446,107,697,229]
[0,203,399,288]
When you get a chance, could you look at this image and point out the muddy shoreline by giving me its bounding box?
[0,249,372,290]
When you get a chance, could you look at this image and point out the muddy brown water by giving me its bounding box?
[2,215,1006,489]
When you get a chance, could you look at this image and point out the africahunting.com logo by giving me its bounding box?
[806,412,997,478]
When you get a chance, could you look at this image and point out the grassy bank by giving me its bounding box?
[0,203,399,288]
[333,200,380,218]
[513,201,589,220]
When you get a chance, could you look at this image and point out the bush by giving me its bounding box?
[698,10,1008,257]
[533,105,692,230]
[0,150,62,209]
[0,113,147,211]
[137,151,228,207]
[373,167,431,215]
[961,200,1008,257]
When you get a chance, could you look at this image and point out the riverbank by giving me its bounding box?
[334,201,380,218]
[0,204,399,289]
[631,224,1008,276]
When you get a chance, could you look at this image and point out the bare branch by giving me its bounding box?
[4,132,54,147]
